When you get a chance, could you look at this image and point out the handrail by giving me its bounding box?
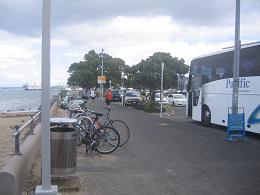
[13,112,41,137]
[12,94,60,155]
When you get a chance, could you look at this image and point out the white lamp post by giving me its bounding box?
[101,49,104,100]
[109,80,111,88]
[160,62,164,118]
[35,0,57,194]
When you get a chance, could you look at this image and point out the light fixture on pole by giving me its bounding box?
[160,62,164,118]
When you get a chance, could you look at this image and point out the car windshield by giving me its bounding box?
[126,92,138,97]
[112,91,119,95]
[173,94,185,99]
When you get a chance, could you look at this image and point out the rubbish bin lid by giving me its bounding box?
[51,127,75,132]
[50,117,77,125]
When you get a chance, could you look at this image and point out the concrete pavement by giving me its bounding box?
[59,99,260,195]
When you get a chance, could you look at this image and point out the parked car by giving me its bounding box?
[154,93,169,104]
[124,91,142,105]
[111,90,121,102]
[167,94,186,106]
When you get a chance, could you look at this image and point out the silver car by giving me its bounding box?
[167,94,186,106]
[124,91,142,105]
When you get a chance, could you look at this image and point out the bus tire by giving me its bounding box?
[202,107,211,126]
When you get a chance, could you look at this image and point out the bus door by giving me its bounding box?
[187,91,192,117]
[192,89,202,121]
[191,75,202,121]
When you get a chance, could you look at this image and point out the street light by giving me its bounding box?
[121,71,124,89]
[178,74,185,92]
[101,49,104,100]
[35,0,58,194]
[109,80,111,88]
[160,62,164,118]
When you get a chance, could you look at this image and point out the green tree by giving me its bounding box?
[67,50,128,89]
[125,52,189,100]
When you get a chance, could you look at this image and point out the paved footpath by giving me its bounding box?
[61,99,260,195]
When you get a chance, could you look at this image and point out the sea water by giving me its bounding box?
[0,88,60,112]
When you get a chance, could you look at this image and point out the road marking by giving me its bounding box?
[158,123,169,126]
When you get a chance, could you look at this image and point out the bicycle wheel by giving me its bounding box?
[76,116,93,145]
[110,120,130,146]
[93,126,120,154]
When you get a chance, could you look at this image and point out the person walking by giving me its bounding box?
[90,87,96,105]
[105,89,113,108]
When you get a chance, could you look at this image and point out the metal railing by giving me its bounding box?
[12,94,60,155]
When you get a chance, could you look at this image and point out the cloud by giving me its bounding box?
[0,1,260,87]
[1,0,260,36]
[0,31,41,86]
[53,14,259,65]
[0,31,76,87]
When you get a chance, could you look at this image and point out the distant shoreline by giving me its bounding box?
[0,87,23,89]
[0,110,38,118]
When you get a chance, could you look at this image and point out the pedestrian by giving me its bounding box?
[82,88,89,100]
[90,87,96,105]
[105,89,113,108]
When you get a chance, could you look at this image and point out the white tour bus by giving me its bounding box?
[186,42,260,134]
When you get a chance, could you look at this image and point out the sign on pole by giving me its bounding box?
[97,76,106,84]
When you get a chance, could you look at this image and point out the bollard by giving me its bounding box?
[14,125,21,155]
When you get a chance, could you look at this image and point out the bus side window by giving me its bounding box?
[215,67,226,79]
[240,61,255,76]
[240,46,260,77]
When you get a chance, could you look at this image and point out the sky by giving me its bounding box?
[0,0,259,87]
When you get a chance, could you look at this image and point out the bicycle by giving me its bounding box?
[51,115,120,154]
[75,111,120,154]
[67,100,130,147]
[79,108,130,147]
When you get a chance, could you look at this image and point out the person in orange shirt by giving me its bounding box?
[104,89,113,108]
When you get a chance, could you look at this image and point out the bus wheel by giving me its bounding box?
[202,108,211,126]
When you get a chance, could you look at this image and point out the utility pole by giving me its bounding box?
[35,0,57,194]
[160,62,164,118]
[121,71,124,89]
[101,49,104,100]
[232,0,240,115]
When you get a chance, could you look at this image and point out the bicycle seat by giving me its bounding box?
[89,110,104,117]
[71,109,83,113]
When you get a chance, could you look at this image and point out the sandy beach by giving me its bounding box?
[0,108,69,193]
[0,108,67,169]
[0,111,36,169]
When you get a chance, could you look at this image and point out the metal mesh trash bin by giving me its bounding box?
[50,127,77,175]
